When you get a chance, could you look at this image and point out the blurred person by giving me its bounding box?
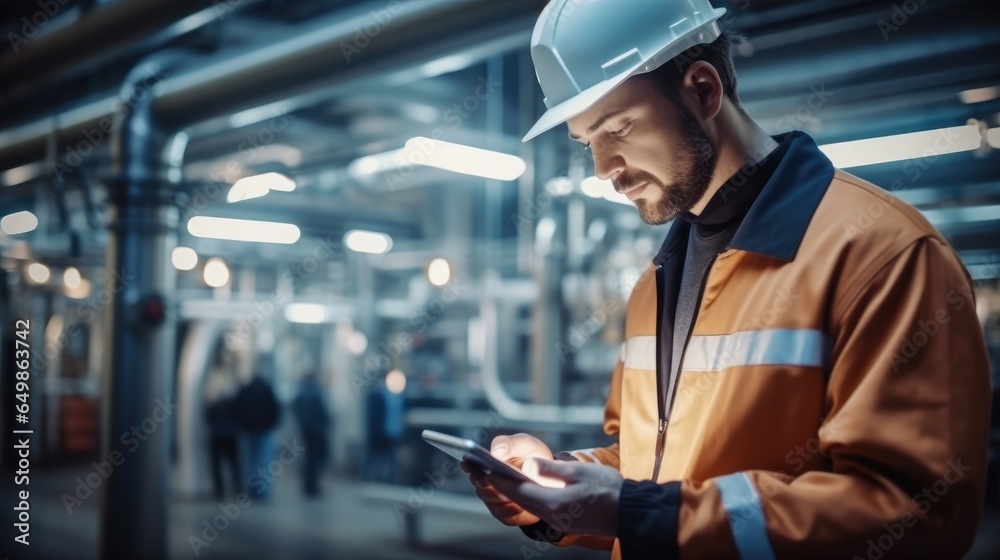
[292,372,332,497]
[365,370,406,483]
[204,363,242,500]
[464,1,992,559]
[232,372,281,499]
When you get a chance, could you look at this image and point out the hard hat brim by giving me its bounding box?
[522,8,727,143]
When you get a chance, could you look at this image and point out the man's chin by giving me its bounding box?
[634,200,678,226]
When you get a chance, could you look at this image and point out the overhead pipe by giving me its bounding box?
[0,0,545,171]
[0,0,219,94]
[479,279,603,426]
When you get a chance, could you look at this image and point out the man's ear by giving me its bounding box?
[683,60,724,122]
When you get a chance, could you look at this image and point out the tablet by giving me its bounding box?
[421,429,535,484]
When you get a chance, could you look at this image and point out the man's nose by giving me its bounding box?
[592,146,625,181]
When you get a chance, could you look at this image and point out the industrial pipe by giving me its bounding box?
[0,0,545,171]
[0,0,218,92]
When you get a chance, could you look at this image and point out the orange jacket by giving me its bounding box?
[561,132,991,559]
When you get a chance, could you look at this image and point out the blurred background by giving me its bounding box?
[0,0,998,558]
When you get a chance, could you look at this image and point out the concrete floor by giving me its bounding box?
[8,467,606,560]
[7,466,1000,560]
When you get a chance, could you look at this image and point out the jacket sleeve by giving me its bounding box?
[617,237,991,559]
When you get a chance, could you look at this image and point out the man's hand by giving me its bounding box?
[487,459,624,538]
[462,434,553,526]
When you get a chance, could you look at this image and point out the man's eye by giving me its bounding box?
[609,123,632,137]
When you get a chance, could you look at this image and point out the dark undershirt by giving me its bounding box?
[520,138,792,546]
[669,138,792,382]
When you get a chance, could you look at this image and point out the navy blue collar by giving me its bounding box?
[653,131,835,265]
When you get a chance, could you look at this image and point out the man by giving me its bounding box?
[464,1,991,558]
[292,372,332,497]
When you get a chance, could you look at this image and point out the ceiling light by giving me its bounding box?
[385,369,407,394]
[403,137,526,181]
[172,247,199,271]
[65,278,92,299]
[426,258,451,287]
[1,163,43,187]
[1,210,38,234]
[344,230,393,255]
[818,125,981,168]
[227,172,296,203]
[188,216,301,244]
[959,86,1000,105]
[987,127,1000,149]
[27,262,50,284]
[203,257,230,288]
[284,303,328,324]
[346,331,368,355]
[63,267,81,290]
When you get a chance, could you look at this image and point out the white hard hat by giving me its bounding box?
[523,0,727,142]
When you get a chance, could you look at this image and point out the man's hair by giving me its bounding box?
[642,30,746,115]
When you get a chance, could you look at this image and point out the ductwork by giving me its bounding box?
[0,0,546,171]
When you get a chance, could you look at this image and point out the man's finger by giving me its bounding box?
[490,435,514,460]
[475,485,513,505]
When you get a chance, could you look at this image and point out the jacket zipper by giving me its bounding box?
[651,254,718,482]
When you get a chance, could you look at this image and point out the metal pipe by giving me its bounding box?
[479,283,602,426]
[0,0,544,171]
[0,0,217,91]
[99,53,187,559]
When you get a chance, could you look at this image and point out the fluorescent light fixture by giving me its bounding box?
[921,204,1000,226]
[264,172,297,192]
[203,257,230,288]
[63,267,81,290]
[988,127,1000,150]
[419,54,474,79]
[344,230,393,255]
[385,369,407,394]
[284,303,328,324]
[403,137,526,181]
[2,163,43,187]
[27,262,50,284]
[188,216,301,244]
[1,210,38,234]
[227,172,296,203]
[347,331,368,355]
[171,247,199,271]
[581,176,632,205]
[959,86,1000,105]
[65,278,92,299]
[818,125,981,168]
[426,258,451,287]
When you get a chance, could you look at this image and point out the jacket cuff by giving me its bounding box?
[553,451,579,461]
[617,480,682,560]
[520,520,565,543]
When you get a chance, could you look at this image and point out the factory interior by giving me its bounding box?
[0,0,999,558]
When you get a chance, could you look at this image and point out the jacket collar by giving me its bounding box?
[653,131,835,265]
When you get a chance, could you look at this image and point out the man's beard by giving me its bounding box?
[615,107,716,225]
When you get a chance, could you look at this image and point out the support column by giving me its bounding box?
[99,58,181,559]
